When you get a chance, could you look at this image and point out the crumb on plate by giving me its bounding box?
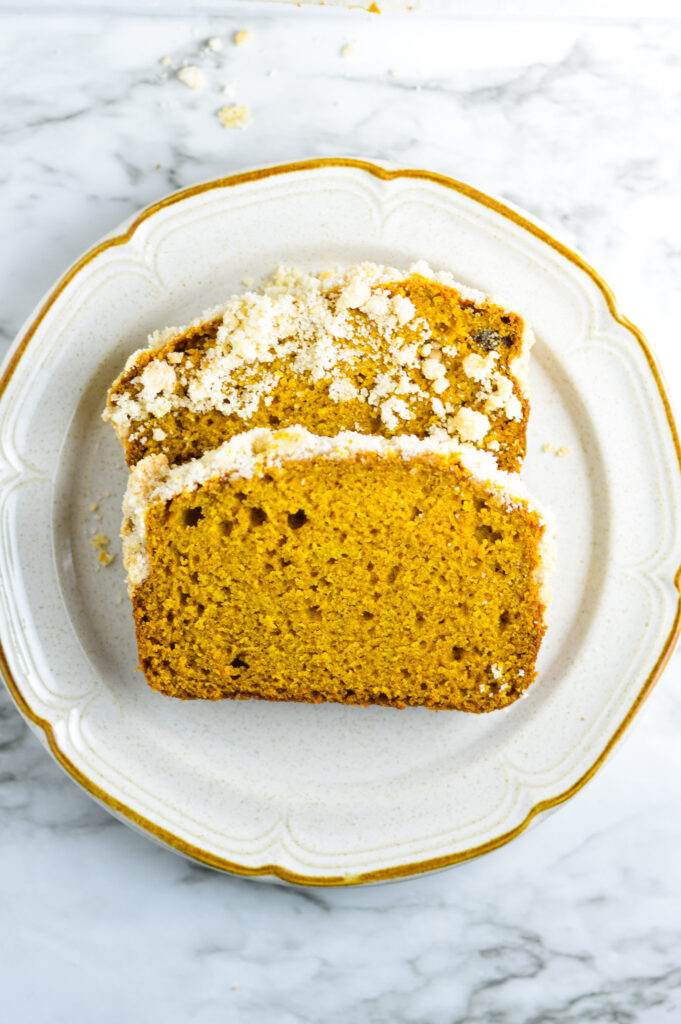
[92,534,115,567]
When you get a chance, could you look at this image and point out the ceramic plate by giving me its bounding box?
[1,159,680,885]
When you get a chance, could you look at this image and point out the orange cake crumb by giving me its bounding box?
[92,533,115,567]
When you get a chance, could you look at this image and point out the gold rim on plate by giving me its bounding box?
[1,157,680,886]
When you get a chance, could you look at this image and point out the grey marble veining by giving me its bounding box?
[2,9,681,1023]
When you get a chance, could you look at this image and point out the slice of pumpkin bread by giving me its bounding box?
[122,427,551,712]
[105,263,533,473]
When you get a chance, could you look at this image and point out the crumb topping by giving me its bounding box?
[105,263,531,459]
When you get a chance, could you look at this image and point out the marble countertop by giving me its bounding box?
[3,5,681,1022]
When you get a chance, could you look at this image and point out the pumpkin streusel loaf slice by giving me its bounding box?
[122,427,551,712]
[105,263,534,472]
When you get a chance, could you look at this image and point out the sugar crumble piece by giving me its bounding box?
[462,351,498,384]
[421,357,446,383]
[204,36,223,52]
[448,408,490,444]
[542,442,555,453]
[92,534,115,567]
[177,66,206,91]
[341,41,357,58]
[106,263,531,473]
[89,502,98,512]
[221,82,237,98]
[328,378,360,403]
[556,446,571,456]
[233,29,253,47]
[160,56,172,67]
[217,104,252,129]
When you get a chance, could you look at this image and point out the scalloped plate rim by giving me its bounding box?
[0,157,680,887]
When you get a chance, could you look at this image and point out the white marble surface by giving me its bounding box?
[3,7,681,1022]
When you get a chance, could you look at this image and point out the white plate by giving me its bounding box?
[1,158,680,885]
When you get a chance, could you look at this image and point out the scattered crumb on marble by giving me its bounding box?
[217,104,252,129]
[542,442,555,453]
[341,41,357,58]
[268,69,277,77]
[233,29,253,47]
[92,534,115,567]
[222,82,236,98]
[204,36,223,52]
[177,66,206,91]
[388,68,398,77]
[89,502,98,511]
[556,446,571,456]
[160,56,172,67]
[242,277,254,287]
[232,984,240,991]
